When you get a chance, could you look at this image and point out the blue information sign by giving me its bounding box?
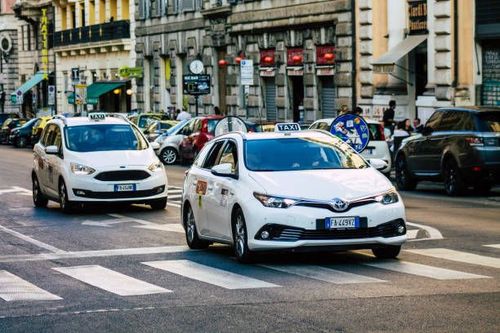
[330,114,370,152]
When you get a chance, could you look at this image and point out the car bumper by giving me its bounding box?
[65,170,168,202]
[244,201,406,251]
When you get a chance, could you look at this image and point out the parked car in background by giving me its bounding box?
[395,107,500,196]
[128,113,170,132]
[156,119,194,165]
[1,118,27,144]
[31,116,52,145]
[9,118,39,148]
[178,115,224,162]
[309,118,392,176]
[144,120,178,142]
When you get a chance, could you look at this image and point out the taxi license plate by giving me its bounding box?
[325,216,360,229]
[114,184,136,192]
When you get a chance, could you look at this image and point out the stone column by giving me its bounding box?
[434,0,453,102]
[386,0,406,91]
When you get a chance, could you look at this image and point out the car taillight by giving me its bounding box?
[465,137,483,146]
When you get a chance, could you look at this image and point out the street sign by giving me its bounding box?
[71,67,80,83]
[48,85,55,106]
[240,59,254,85]
[330,114,370,153]
[183,75,211,95]
[15,89,23,105]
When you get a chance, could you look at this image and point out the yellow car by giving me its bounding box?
[31,116,52,144]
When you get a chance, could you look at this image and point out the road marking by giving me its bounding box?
[406,221,443,241]
[0,225,66,254]
[167,202,181,208]
[406,248,500,269]
[484,244,500,249]
[53,265,171,296]
[0,186,31,195]
[261,264,385,284]
[0,245,191,263]
[406,229,419,239]
[134,223,184,233]
[143,260,279,289]
[0,270,62,301]
[82,214,183,232]
[364,260,489,280]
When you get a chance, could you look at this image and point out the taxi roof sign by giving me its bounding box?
[275,123,301,132]
[89,113,106,121]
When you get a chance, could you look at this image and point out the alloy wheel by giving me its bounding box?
[161,148,177,165]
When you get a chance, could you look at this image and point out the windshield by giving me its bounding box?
[164,120,187,136]
[20,118,38,129]
[138,115,162,128]
[245,137,369,172]
[64,124,148,152]
[476,112,500,132]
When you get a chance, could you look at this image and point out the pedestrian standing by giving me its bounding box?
[383,100,396,134]
[339,105,349,115]
[413,118,424,133]
[176,108,192,121]
[214,106,221,115]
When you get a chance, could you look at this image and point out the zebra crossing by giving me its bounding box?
[0,246,498,303]
[167,186,183,208]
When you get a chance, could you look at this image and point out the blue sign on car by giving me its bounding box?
[330,114,370,153]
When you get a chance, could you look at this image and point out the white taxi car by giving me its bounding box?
[181,128,407,263]
[32,113,168,213]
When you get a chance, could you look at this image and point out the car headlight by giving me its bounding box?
[374,190,399,205]
[70,162,95,175]
[148,162,164,172]
[253,192,297,208]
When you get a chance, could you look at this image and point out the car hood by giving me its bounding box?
[69,149,158,168]
[248,168,393,201]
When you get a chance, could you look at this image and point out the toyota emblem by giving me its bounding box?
[331,198,348,212]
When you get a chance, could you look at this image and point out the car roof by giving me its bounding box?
[436,106,500,113]
[49,116,130,127]
[219,129,335,141]
[312,117,381,125]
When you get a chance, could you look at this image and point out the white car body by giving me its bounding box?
[309,118,392,175]
[181,130,406,261]
[156,119,193,164]
[32,114,168,212]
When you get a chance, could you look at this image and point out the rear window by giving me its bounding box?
[476,112,500,132]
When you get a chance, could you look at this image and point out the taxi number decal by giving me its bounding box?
[196,180,207,195]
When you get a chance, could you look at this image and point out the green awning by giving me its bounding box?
[11,71,47,96]
[86,82,125,104]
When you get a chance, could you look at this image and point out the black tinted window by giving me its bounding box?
[41,124,56,146]
[201,141,225,169]
[425,111,443,130]
[476,112,500,132]
[216,141,238,173]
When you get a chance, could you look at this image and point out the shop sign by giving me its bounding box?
[287,48,304,66]
[316,67,335,76]
[373,64,395,74]
[316,45,335,66]
[183,75,211,95]
[408,0,427,35]
[260,49,275,67]
[259,68,276,77]
[118,66,143,78]
[40,9,49,80]
[287,68,304,76]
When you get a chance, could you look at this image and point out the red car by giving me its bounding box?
[178,115,224,162]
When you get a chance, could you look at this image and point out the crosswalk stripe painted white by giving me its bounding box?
[406,248,500,269]
[484,244,500,249]
[406,229,419,239]
[260,265,385,284]
[53,265,171,296]
[0,270,62,301]
[143,260,279,289]
[168,194,183,200]
[364,260,489,280]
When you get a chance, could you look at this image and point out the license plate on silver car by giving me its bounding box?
[325,216,360,229]
[114,184,136,192]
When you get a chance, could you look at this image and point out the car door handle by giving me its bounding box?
[207,187,213,191]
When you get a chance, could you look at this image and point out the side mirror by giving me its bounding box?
[150,142,160,150]
[211,163,238,179]
[45,145,59,155]
[369,158,388,171]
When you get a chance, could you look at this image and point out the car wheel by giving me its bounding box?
[473,182,491,195]
[58,180,75,214]
[160,147,178,165]
[395,155,417,191]
[32,174,48,208]
[372,245,401,259]
[17,137,27,148]
[443,159,465,196]
[149,198,167,210]
[184,204,209,249]
[232,207,253,263]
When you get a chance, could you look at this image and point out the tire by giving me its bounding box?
[232,207,254,263]
[17,136,27,148]
[474,182,491,195]
[32,174,48,208]
[160,147,178,165]
[149,198,167,210]
[372,245,401,259]
[184,204,209,249]
[58,180,75,214]
[443,159,465,196]
[395,155,417,191]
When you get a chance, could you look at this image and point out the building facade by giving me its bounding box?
[355,0,500,124]
[52,0,137,115]
[0,0,22,115]
[135,0,355,122]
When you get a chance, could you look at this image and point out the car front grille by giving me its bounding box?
[72,186,165,199]
[255,219,406,241]
[94,170,151,181]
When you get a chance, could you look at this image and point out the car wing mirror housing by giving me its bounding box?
[45,145,59,155]
[369,158,388,171]
[211,163,238,179]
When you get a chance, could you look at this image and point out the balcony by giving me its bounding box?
[53,20,130,47]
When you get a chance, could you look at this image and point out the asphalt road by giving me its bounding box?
[0,145,499,333]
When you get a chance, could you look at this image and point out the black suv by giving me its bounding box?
[395,107,499,195]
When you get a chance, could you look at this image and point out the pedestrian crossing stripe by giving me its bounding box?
[167,186,182,208]
[405,248,500,269]
[0,270,62,302]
